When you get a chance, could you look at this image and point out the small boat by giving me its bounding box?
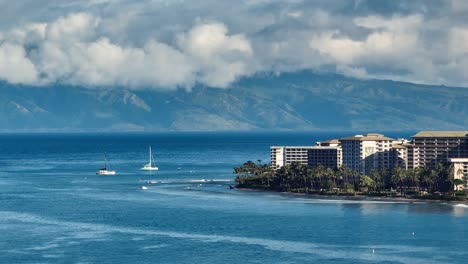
[141,146,159,171]
[96,153,116,175]
[96,168,116,175]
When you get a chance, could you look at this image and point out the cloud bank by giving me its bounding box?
[0,0,467,89]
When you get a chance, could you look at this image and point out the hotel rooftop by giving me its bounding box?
[340,133,394,141]
[412,131,468,137]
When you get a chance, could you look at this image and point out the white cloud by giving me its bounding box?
[179,23,252,57]
[451,0,468,12]
[37,36,195,88]
[310,31,363,64]
[448,27,468,57]
[45,13,99,42]
[354,15,423,32]
[0,43,38,84]
[177,22,254,87]
[0,12,255,89]
[0,1,468,88]
[311,15,423,65]
[308,14,441,83]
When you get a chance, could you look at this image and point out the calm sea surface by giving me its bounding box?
[0,132,467,264]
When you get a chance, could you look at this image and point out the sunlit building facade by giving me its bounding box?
[270,145,341,169]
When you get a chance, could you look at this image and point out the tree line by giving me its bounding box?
[234,161,467,200]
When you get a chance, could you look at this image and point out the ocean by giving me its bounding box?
[0,132,467,264]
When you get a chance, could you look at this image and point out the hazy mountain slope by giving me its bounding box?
[0,72,467,131]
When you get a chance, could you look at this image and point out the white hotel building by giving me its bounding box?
[340,133,396,174]
[270,145,342,169]
[270,133,409,174]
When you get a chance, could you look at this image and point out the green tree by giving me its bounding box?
[391,167,404,194]
[359,175,375,193]
[453,179,465,191]
[406,168,420,189]
[379,167,391,189]
[370,169,383,192]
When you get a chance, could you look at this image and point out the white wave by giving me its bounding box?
[453,204,468,208]
[283,198,409,205]
[42,254,64,259]
[35,187,80,192]
[1,249,31,255]
[136,178,232,185]
[9,165,56,171]
[142,244,168,250]
[190,179,209,183]
[0,211,449,264]
[190,179,231,183]
[28,243,60,251]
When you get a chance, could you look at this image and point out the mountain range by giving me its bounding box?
[1,72,467,132]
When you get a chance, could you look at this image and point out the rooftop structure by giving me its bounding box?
[340,133,394,142]
[412,131,468,138]
[317,139,340,147]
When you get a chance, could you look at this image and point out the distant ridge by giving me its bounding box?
[1,72,467,132]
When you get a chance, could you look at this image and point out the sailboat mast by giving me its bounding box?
[149,146,152,167]
[104,153,108,169]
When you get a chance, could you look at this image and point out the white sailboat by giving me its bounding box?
[141,146,159,171]
[96,153,116,175]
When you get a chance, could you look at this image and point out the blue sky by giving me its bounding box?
[0,0,467,89]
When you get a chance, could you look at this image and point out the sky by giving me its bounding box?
[0,0,467,90]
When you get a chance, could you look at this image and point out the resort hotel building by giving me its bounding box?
[339,133,395,174]
[270,145,342,169]
[270,131,468,187]
[409,131,468,169]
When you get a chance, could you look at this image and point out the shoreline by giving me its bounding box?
[235,186,468,204]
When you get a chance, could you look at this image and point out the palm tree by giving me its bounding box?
[309,166,316,189]
[313,164,325,190]
[418,167,431,192]
[391,167,404,194]
[233,166,243,184]
[406,168,419,190]
[379,167,390,190]
[453,179,465,192]
[350,169,360,191]
[454,168,464,192]
[360,175,375,193]
[429,169,439,192]
[264,164,275,187]
[370,169,382,192]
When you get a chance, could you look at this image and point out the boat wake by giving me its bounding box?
[190,179,232,183]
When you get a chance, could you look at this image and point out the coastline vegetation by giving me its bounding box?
[234,161,468,202]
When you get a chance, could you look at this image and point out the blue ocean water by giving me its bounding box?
[0,132,467,264]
